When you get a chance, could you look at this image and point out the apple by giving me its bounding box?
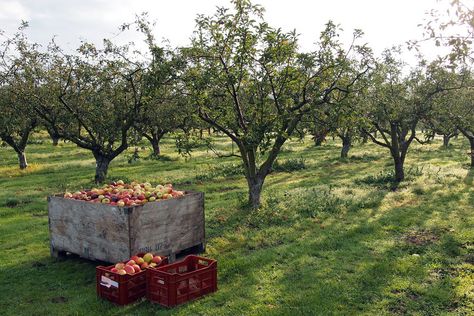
[118,269,127,275]
[143,253,154,263]
[152,256,162,264]
[149,262,157,268]
[115,263,125,270]
[124,265,135,275]
[64,192,73,198]
[137,194,146,201]
[148,196,156,202]
[136,257,145,265]
[126,260,136,266]
[131,255,140,262]
[101,198,111,204]
[132,264,141,273]
[111,267,119,273]
[117,180,124,185]
[117,200,125,207]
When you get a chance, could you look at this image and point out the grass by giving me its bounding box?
[0,133,473,315]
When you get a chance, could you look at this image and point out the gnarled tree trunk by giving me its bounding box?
[340,135,352,158]
[443,135,450,148]
[18,151,28,169]
[144,130,166,156]
[93,153,111,184]
[313,129,328,146]
[47,127,60,146]
[469,137,474,168]
[247,176,264,209]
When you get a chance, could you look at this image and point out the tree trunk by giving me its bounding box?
[443,135,450,148]
[469,137,474,168]
[47,128,60,146]
[247,176,264,209]
[94,153,111,184]
[362,133,368,144]
[18,151,28,169]
[392,154,404,182]
[313,131,327,146]
[144,131,165,156]
[150,138,161,156]
[340,136,351,158]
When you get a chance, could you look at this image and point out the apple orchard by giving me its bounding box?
[0,0,473,210]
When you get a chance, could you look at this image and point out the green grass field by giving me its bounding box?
[0,134,473,315]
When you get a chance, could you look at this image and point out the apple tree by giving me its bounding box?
[184,0,371,208]
[446,79,474,167]
[0,86,37,169]
[39,41,147,183]
[0,25,39,169]
[363,50,462,182]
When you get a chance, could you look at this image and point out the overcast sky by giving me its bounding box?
[0,0,453,64]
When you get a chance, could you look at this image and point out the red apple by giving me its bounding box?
[152,256,162,264]
[111,267,119,273]
[124,265,135,275]
[132,264,141,273]
[131,256,140,262]
[115,263,125,270]
[140,262,149,269]
[126,260,136,266]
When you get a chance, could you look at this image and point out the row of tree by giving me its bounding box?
[0,0,472,208]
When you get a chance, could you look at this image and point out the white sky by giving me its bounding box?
[0,0,456,64]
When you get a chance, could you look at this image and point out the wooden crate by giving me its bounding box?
[48,191,205,263]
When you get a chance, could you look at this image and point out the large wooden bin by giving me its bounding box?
[48,191,205,263]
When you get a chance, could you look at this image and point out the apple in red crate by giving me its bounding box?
[124,265,135,275]
[131,255,140,262]
[132,264,141,273]
[118,269,127,275]
[143,253,153,263]
[115,263,125,270]
[126,260,136,266]
[152,256,162,264]
[149,262,157,268]
[140,262,149,269]
[111,267,119,273]
[136,257,145,265]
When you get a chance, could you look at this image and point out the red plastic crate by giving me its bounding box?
[147,255,217,307]
[96,255,168,306]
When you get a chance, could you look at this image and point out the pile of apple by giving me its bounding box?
[63,180,185,206]
[111,253,164,275]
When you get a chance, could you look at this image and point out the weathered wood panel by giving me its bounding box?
[129,191,205,257]
[48,196,131,262]
[48,191,205,263]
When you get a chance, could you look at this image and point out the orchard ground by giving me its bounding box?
[0,133,473,315]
